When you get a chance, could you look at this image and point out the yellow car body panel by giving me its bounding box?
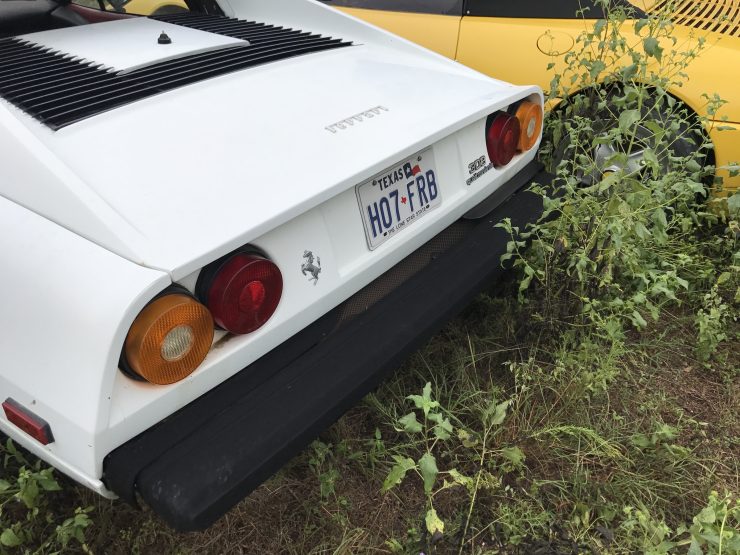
[338,7,461,58]
[456,17,587,93]
[105,0,187,15]
[709,123,740,196]
[337,3,739,192]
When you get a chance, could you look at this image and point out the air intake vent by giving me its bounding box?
[0,17,351,130]
[651,0,740,36]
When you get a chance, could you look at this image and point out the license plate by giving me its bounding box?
[356,148,442,250]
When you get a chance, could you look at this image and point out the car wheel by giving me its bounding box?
[547,87,709,187]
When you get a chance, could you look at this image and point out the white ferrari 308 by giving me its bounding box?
[0,0,544,530]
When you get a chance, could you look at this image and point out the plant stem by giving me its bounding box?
[457,427,490,555]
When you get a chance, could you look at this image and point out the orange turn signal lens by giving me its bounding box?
[514,101,543,152]
[124,293,214,385]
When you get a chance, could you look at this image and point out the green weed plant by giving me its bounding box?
[0,440,91,554]
[380,0,739,553]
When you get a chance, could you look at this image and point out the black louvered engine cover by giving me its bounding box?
[0,14,351,129]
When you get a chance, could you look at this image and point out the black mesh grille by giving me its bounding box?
[0,16,351,129]
[335,220,477,325]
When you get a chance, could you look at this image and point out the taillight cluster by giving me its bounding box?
[123,292,214,385]
[485,100,543,167]
[195,251,283,335]
[122,249,282,385]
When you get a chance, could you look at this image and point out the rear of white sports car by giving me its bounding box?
[0,0,544,530]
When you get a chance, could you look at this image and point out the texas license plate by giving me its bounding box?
[356,148,442,250]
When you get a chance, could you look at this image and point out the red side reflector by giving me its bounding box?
[2,398,54,445]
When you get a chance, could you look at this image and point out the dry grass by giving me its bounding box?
[46,285,736,555]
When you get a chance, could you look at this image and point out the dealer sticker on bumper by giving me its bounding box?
[356,148,442,250]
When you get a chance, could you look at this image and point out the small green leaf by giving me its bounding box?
[432,420,453,441]
[37,470,61,492]
[632,433,652,448]
[407,394,423,409]
[501,446,525,468]
[485,400,510,427]
[428,412,453,440]
[397,412,423,434]
[0,479,11,493]
[422,382,432,402]
[597,171,620,193]
[643,36,663,61]
[696,505,716,524]
[407,383,439,417]
[458,428,479,448]
[634,222,651,240]
[0,529,22,547]
[419,452,438,495]
[18,476,39,509]
[652,208,668,229]
[519,273,533,292]
[631,310,648,328]
[687,538,702,555]
[717,272,731,285]
[447,469,474,490]
[621,63,638,81]
[588,59,606,80]
[642,148,660,170]
[425,507,445,535]
[634,18,649,33]
[727,192,740,217]
[618,109,640,133]
[382,456,416,492]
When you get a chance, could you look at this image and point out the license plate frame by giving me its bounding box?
[355,148,442,250]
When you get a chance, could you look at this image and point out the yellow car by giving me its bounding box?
[74,0,188,16]
[325,0,739,193]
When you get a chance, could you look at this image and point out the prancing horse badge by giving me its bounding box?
[301,250,321,285]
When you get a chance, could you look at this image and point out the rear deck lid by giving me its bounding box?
[0,15,528,277]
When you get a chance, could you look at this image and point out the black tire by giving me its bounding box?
[546,86,710,187]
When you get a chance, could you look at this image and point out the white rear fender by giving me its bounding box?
[0,196,169,478]
[0,102,147,263]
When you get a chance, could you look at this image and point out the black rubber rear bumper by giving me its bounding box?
[103,161,550,531]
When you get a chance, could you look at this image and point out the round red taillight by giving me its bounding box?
[196,252,283,335]
[486,112,521,167]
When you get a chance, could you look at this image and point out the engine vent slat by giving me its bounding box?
[0,42,29,55]
[36,40,345,121]
[7,68,112,99]
[1,64,105,94]
[0,49,63,68]
[182,19,264,32]
[0,56,89,80]
[0,15,352,129]
[651,0,740,36]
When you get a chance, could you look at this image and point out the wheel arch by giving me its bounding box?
[552,80,716,168]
